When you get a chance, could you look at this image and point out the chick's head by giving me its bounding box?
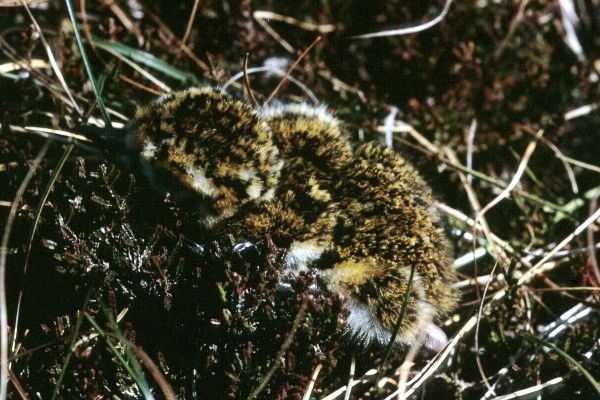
[129,87,283,228]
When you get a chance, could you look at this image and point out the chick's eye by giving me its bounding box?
[311,250,340,270]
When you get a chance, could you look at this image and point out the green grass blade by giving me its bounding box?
[377,264,416,381]
[64,0,112,126]
[92,37,199,84]
[23,144,74,272]
[51,292,90,400]
[85,312,155,399]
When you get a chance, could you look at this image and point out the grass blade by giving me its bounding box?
[92,37,199,84]
[50,293,90,400]
[84,312,155,399]
[64,0,112,126]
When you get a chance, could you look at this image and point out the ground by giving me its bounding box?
[0,0,599,399]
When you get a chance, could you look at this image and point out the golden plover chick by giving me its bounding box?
[80,87,283,229]
[319,142,457,351]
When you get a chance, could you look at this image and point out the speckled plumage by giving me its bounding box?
[215,104,354,269]
[321,142,456,349]
[129,87,283,228]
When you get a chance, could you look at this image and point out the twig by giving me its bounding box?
[253,11,335,33]
[301,363,322,400]
[221,66,318,104]
[145,9,210,71]
[243,52,260,106]
[247,297,308,400]
[8,367,29,400]
[180,0,201,51]
[264,36,322,106]
[101,0,144,46]
[586,189,600,284]
[475,255,504,395]
[494,0,530,59]
[121,337,177,400]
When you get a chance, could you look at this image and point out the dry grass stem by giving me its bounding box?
[396,313,432,399]
[96,45,172,92]
[445,146,502,268]
[253,11,335,34]
[1,141,51,399]
[0,59,49,73]
[466,119,477,185]
[243,52,260,107]
[383,106,398,149]
[342,356,355,400]
[253,12,294,53]
[518,206,600,286]
[264,35,322,106]
[322,369,377,400]
[587,189,600,284]
[101,0,143,45]
[180,0,201,51]
[564,103,600,120]
[488,377,564,400]
[474,130,543,253]
[475,256,504,394]
[352,0,454,39]
[19,0,83,115]
[301,363,323,400]
[222,66,319,104]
